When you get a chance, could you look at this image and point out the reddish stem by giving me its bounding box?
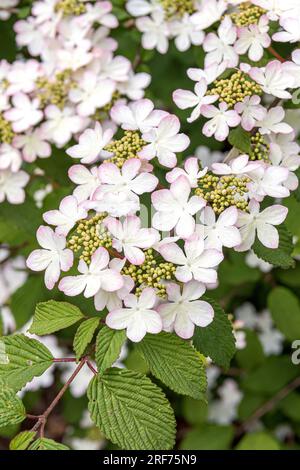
[268,46,286,63]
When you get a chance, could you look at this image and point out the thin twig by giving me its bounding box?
[87,361,98,375]
[52,357,77,363]
[268,46,286,63]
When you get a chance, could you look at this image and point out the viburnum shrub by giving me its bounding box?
[1,0,300,451]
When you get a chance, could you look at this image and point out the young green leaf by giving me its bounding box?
[268,287,300,341]
[73,317,100,360]
[30,300,85,335]
[87,368,176,450]
[0,334,53,391]
[136,332,207,399]
[228,127,252,154]
[9,431,36,450]
[0,384,26,428]
[95,326,126,375]
[28,438,70,450]
[236,432,280,450]
[253,225,295,269]
[193,298,236,369]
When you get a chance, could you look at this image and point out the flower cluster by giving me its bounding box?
[0,0,151,204]
[0,0,20,20]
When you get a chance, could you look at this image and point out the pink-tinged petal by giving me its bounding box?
[218,206,238,226]
[174,312,195,339]
[235,224,256,252]
[193,267,218,284]
[90,247,109,272]
[170,175,191,203]
[143,310,162,335]
[173,89,198,109]
[257,223,279,249]
[100,269,124,292]
[36,226,58,251]
[124,245,145,265]
[26,249,52,271]
[68,164,92,184]
[259,205,288,225]
[122,158,141,180]
[44,260,60,290]
[175,265,193,283]
[219,226,241,248]
[201,206,216,226]
[175,213,195,239]
[166,133,190,152]
[165,282,181,302]
[157,149,178,168]
[160,243,186,265]
[131,172,158,194]
[103,216,123,239]
[187,196,206,215]
[60,249,74,272]
[198,249,224,268]
[184,236,204,260]
[188,300,214,327]
[58,275,86,296]
[84,276,102,298]
[139,287,157,309]
[211,162,231,175]
[182,280,206,301]
[151,189,175,211]
[158,114,180,137]
[126,319,147,343]
[99,162,120,183]
[152,210,178,232]
[106,308,133,330]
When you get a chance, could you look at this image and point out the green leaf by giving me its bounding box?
[0,334,53,392]
[87,368,176,450]
[193,298,235,369]
[73,317,100,360]
[136,332,207,399]
[180,424,234,450]
[28,438,70,450]
[253,225,295,269]
[242,356,299,395]
[236,432,280,450]
[182,397,208,425]
[10,276,46,329]
[236,329,265,371]
[10,431,36,450]
[228,127,252,154]
[280,392,300,422]
[30,300,85,335]
[95,326,126,375]
[238,392,265,421]
[218,251,261,286]
[0,384,26,428]
[268,287,300,341]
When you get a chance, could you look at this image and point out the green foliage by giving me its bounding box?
[0,334,53,391]
[236,432,280,450]
[9,431,36,450]
[228,127,252,154]
[218,251,261,286]
[95,326,126,375]
[236,330,265,371]
[253,225,295,269]
[28,438,70,450]
[279,392,300,422]
[180,425,234,450]
[136,332,207,399]
[268,287,300,341]
[73,318,100,360]
[87,368,176,450]
[193,298,236,369]
[182,397,208,425]
[0,384,26,428]
[30,300,85,335]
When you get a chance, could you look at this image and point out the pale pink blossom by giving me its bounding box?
[197,206,241,251]
[203,16,239,69]
[249,60,295,99]
[166,157,207,188]
[212,154,261,175]
[0,169,29,204]
[5,93,42,133]
[66,122,114,164]
[173,79,218,123]
[273,17,300,43]
[43,195,88,236]
[202,102,241,141]
[68,165,101,202]
[248,165,290,201]
[42,106,86,148]
[257,107,293,135]
[110,98,167,132]
[235,15,271,62]
[13,128,51,162]
[0,144,22,172]
[234,95,266,131]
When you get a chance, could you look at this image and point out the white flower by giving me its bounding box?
[126,0,160,17]
[171,13,204,52]
[166,157,207,188]
[257,107,293,135]
[249,60,295,99]
[104,215,159,265]
[42,105,86,148]
[202,102,241,141]
[203,16,239,69]
[248,165,290,200]
[66,122,114,164]
[158,281,214,339]
[173,78,219,123]
[197,206,241,251]
[191,0,227,30]
[236,199,288,251]
[13,128,51,162]
[27,226,74,289]
[110,98,167,132]
[106,288,162,342]
[234,95,266,131]
[253,0,299,21]
[212,154,261,175]
[235,15,271,62]
[195,146,224,169]
[68,165,101,202]
[0,144,22,172]
[152,175,206,239]
[209,379,242,425]
[136,10,170,54]
[5,93,42,132]
[117,71,151,100]
[273,17,300,43]
[139,114,190,168]
[43,195,88,236]
[245,250,273,272]
[160,236,224,284]
[69,72,115,117]
[59,247,123,298]
[0,169,29,205]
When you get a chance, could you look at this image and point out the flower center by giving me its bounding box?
[55,0,86,16]
[122,248,176,298]
[67,213,112,264]
[195,172,250,214]
[206,71,262,109]
[104,130,146,168]
[0,114,14,144]
[249,132,270,162]
[159,0,195,18]
[230,2,266,27]
[36,70,75,109]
